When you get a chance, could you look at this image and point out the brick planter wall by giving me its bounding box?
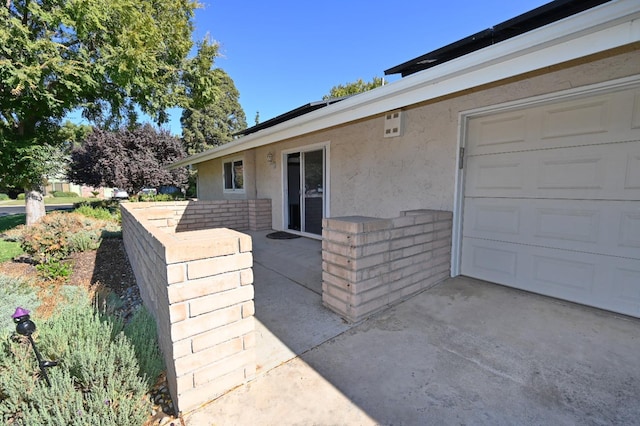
[322,210,452,323]
[121,202,258,414]
[120,199,271,234]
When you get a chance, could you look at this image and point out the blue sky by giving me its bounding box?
[79,0,552,135]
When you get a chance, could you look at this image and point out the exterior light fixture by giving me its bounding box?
[266,152,275,166]
[12,307,58,387]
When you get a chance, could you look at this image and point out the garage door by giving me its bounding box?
[461,86,640,317]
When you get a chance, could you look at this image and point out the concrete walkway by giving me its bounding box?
[184,233,640,425]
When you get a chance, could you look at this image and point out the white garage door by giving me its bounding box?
[461,86,640,317]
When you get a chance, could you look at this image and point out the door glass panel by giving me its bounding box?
[303,149,324,235]
[287,153,301,230]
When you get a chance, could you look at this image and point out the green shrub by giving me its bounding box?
[16,193,25,200]
[0,297,152,425]
[154,194,175,202]
[0,193,8,201]
[74,205,115,222]
[36,261,73,281]
[52,191,79,198]
[68,230,102,252]
[73,200,122,223]
[0,275,39,337]
[124,307,165,386]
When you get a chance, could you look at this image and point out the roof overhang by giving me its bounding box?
[170,0,640,169]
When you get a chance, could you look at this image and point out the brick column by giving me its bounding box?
[322,210,452,323]
[248,199,272,231]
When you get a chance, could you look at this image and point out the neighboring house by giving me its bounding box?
[45,178,114,199]
[171,0,640,318]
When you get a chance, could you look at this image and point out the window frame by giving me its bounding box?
[222,157,245,193]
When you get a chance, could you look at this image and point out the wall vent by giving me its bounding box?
[384,110,403,138]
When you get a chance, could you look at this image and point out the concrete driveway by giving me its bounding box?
[184,233,640,425]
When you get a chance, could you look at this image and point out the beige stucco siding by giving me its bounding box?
[196,47,640,229]
[197,149,257,200]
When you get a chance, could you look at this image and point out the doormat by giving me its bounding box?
[266,231,301,239]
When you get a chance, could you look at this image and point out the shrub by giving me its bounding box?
[20,212,107,264]
[73,200,121,223]
[0,193,8,201]
[16,193,25,200]
[20,213,81,263]
[0,296,152,425]
[0,275,39,337]
[124,307,165,387]
[74,205,115,222]
[68,230,102,252]
[36,261,73,281]
[51,191,79,198]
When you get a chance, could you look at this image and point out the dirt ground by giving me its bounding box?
[0,238,136,318]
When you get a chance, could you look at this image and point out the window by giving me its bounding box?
[223,159,244,191]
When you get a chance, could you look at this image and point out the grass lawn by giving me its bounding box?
[0,241,23,262]
[0,214,25,232]
[0,214,25,262]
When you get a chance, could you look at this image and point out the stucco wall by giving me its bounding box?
[196,47,640,227]
[197,149,257,200]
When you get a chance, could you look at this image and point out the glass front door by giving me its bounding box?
[286,148,325,235]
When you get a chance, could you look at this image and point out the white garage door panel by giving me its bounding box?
[465,141,640,200]
[467,88,640,156]
[462,84,640,318]
[463,198,640,259]
[461,239,640,317]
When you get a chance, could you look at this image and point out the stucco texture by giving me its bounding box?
[196,46,640,228]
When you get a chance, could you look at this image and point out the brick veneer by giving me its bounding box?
[322,210,452,323]
[121,202,258,414]
[120,199,271,233]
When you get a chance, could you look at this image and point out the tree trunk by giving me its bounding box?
[25,188,46,226]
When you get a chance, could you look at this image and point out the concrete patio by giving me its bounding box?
[183,231,640,425]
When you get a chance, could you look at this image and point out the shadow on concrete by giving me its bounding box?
[247,230,353,375]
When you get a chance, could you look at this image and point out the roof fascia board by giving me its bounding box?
[171,0,639,168]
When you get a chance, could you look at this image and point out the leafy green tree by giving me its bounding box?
[0,0,218,224]
[68,124,188,195]
[323,77,385,99]
[181,68,247,155]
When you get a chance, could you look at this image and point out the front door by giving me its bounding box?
[285,148,325,236]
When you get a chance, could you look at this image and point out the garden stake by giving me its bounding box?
[12,307,58,387]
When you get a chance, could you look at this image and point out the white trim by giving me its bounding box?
[451,114,468,277]
[222,157,246,194]
[171,0,640,169]
[451,74,640,277]
[281,141,330,238]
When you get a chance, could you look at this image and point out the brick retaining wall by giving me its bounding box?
[121,202,258,414]
[322,210,452,323]
[121,199,271,233]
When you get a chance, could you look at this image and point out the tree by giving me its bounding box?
[323,77,385,99]
[181,68,247,155]
[0,0,218,224]
[68,124,188,195]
